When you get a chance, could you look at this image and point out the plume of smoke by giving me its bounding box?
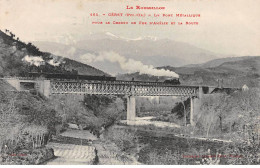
[48,59,60,66]
[22,55,45,67]
[80,51,179,78]
[47,54,65,66]
[22,54,65,67]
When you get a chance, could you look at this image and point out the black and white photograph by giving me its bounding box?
[0,0,259,165]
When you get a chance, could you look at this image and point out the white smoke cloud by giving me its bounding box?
[47,54,66,66]
[22,54,65,67]
[22,55,45,67]
[48,59,60,66]
[80,51,179,78]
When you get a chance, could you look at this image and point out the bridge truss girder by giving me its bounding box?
[50,81,199,97]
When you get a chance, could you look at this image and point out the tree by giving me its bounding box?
[171,97,190,124]
[196,94,226,137]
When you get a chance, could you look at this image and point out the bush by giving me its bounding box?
[147,149,181,165]
[223,141,260,165]
[103,126,137,152]
[81,95,125,135]
[0,147,54,165]
[171,98,190,119]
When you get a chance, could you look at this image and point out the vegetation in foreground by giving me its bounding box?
[102,88,260,165]
[0,86,56,164]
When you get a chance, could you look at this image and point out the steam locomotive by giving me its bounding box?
[163,78,181,85]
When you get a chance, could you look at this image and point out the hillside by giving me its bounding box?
[117,56,260,88]
[184,56,258,68]
[0,30,109,77]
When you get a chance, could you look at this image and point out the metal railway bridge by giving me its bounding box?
[3,77,239,125]
[51,80,199,96]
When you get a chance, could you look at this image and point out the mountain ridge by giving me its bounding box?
[184,56,258,68]
[33,32,225,75]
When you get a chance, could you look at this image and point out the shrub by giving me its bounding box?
[82,96,125,136]
[0,147,54,165]
[147,149,181,165]
[223,140,260,165]
[171,98,190,119]
[103,126,137,152]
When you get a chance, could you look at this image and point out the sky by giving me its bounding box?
[0,0,260,56]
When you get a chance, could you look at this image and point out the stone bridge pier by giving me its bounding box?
[188,86,203,126]
[126,96,136,125]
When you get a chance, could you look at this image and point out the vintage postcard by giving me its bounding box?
[0,0,259,165]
